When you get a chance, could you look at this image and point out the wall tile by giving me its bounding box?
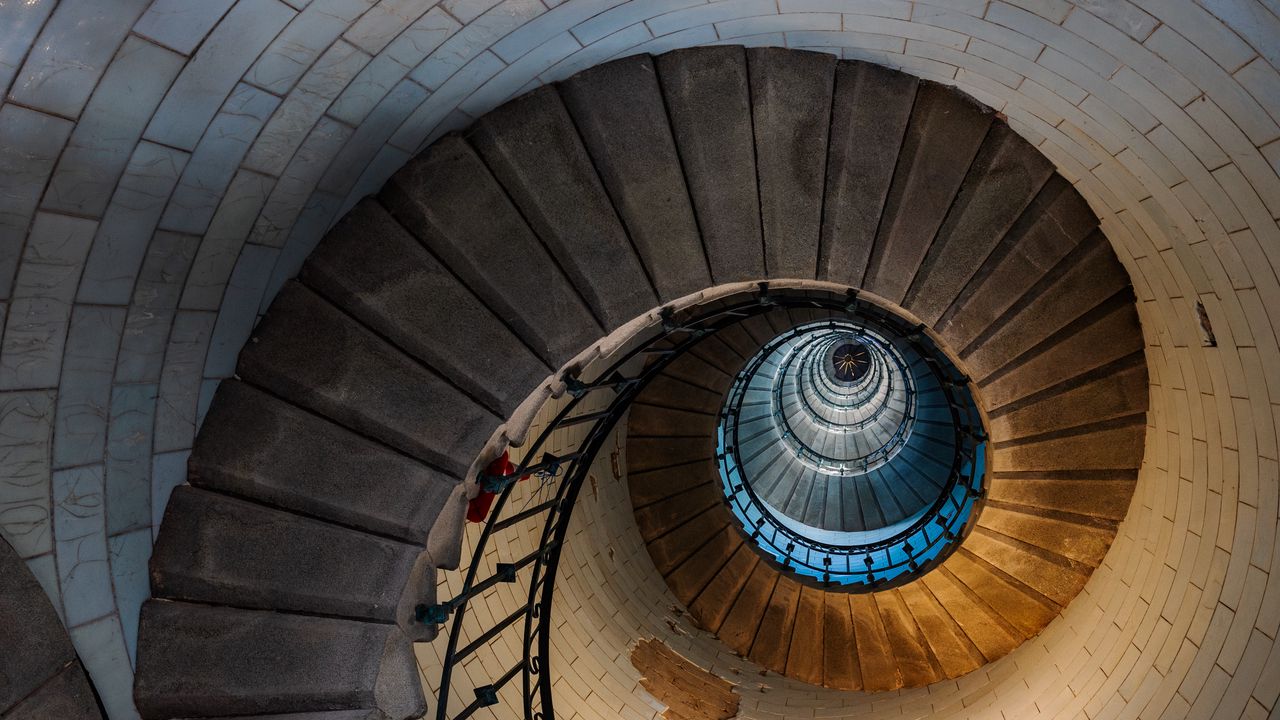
[143,0,297,150]
[114,232,199,385]
[107,528,151,667]
[247,0,377,94]
[326,4,457,125]
[105,384,156,537]
[0,391,55,558]
[491,0,622,63]
[319,77,429,196]
[343,0,430,55]
[132,0,238,55]
[204,243,278,378]
[244,40,369,177]
[260,191,345,314]
[7,0,151,119]
[0,0,56,97]
[150,450,190,536]
[77,142,191,306]
[409,0,542,91]
[395,50,504,151]
[179,170,276,311]
[0,213,98,391]
[159,84,282,235]
[153,311,216,453]
[53,306,127,469]
[0,106,74,299]
[69,613,139,720]
[250,117,354,247]
[52,464,111,627]
[42,38,187,218]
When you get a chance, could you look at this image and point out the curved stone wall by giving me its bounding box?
[0,1,1277,718]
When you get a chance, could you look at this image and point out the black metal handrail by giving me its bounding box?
[427,286,906,720]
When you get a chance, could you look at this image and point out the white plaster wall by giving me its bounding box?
[0,1,1277,718]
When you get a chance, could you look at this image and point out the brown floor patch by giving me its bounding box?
[630,638,739,719]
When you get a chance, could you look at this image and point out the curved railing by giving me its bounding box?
[717,304,987,590]
[427,287,936,720]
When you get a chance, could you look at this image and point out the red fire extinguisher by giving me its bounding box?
[466,450,527,523]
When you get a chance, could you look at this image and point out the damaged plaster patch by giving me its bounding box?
[630,638,739,720]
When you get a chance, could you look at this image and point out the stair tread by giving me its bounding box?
[0,539,76,713]
[819,61,917,287]
[896,582,985,679]
[238,283,496,478]
[469,86,658,330]
[301,198,549,417]
[558,55,710,300]
[657,46,763,284]
[190,380,460,547]
[749,574,802,674]
[749,48,836,280]
[904,123,1056,326]
[134,601,423,719]
[381,135,602,368]
[784,585,827,686]
[151,487,424,624]
[864,82,994,305]
[822,592,860,690]
[963,232,1132,379]
[937,176,1098,351]
[688,543,760,633]
[989,363,1147,441]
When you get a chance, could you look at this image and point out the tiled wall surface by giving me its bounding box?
[0,1,1277,718]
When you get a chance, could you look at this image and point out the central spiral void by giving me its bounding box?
[717,306,987,590]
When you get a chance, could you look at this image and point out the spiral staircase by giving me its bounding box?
[129,46,1147,718]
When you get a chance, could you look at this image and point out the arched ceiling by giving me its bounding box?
[0,1,1277,718]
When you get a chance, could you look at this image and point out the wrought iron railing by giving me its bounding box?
[425,286,915,720]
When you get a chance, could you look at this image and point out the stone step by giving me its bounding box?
[656,46,763,284]
[896,582,985,680]
[993,421,1146,474]
[380,135,602,368]
[558,55,710,301]
[134,601,423,719]
[875,590,941,688]
[821,593,859,690]
[2,660,101,720]
[0,539,77,714]
[979,299,1143,410]
[987,362,1147,442]
[938,552,1057,639]
[818,61,918,287]
[961,231,1132,379]
[863,82,994,305]
[849,593,899,691]
[300,198,551,417]
[238,282,498,478]
[986,476,1137,521]
[686,543,760,634]
[469,86,658,331]
[936,175,1098,349]
[903,123,1056,325]
[665,525,744,607]
[785,585,826,686]
[644,504,732,576]
[748,48,836,280]
[628,403,717,438]
[749,574,801,675]
[151,487,432,637]
[716,560,777,656]
[191,380,466,563]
